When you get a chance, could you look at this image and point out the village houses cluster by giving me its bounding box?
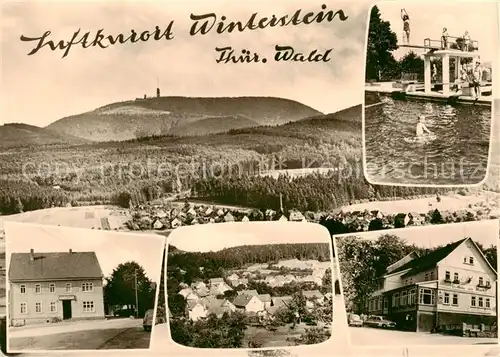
[176,259,332,322]
[123,197,499,233]
[127,203,307,231]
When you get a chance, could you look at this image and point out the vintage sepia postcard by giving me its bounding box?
[0,0,499,357]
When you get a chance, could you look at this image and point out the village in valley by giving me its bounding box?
[167,242,334,348]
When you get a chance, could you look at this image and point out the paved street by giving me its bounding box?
[349,326,498,346]
[9,318,151,351]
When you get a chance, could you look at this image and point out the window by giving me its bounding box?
[35,284,41,294]
[445,271,451,281]
[401,291,408,306]
[83,301,95,313]
[471,296,476,307]
[419,288,435,305]
[479,277,484,286]
[50,302,57,312]
[20,285,26,294]
[463,257,467,263]
[486,298,491,308]
[384,298,388,309]
[486,280,491,287]
[377,297,382,310]
[65,283,72,292]
[20,303,27,314]
[408,289,416,305]
[478,297,484,308]
[35,302,42,313]
[49,283,55,293]
[425,273,429,281]
[393,293,400,307]
[469,257,474,265]
[453,273,459,282]
[430,271,434,280]
[82,283,93,292]
[444,292,450,305]
[452,294,459,306]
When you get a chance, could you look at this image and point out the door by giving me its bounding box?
[62,300,72,320]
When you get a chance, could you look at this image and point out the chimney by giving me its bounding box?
[69,249,73,254]
[30,249,34,261]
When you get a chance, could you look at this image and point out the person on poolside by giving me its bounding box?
[401,9,410,44]
[463,31,471,51]
[441,28,449,49]
[472,61,482,99]
[431,64,438,83]
[416,115,433,138]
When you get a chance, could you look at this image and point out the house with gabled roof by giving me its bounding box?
[199,296,236,317]
[8,249,105,325]
[233,293,265,313]
[186,300,207,321]
[209,278,232,295]
[365,238,497,332]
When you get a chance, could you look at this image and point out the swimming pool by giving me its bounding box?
[364,97,491,185]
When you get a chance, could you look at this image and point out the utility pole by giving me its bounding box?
[135,270,139,318]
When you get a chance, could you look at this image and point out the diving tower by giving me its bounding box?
[400,36,482,96]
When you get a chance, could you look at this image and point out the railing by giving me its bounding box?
[424,36,479,52]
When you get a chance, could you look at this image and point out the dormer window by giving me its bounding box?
[425,273,429,281]
[430,271,434,280]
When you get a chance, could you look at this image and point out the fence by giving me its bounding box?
[424,36,479,52]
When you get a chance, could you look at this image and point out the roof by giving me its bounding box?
[233,294,256,307]
[238,289,258,297]
[258,294,271,302]
[303,290,324,299]
[390,238,467,278]
[9,251,103,282]
[272,296,293,308]
[187,300,203,310]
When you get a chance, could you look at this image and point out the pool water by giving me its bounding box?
[364,97,491,185]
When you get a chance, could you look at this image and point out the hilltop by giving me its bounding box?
[0,123,88,149]
[46,96,323,142]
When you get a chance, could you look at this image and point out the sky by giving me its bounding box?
[0,0,369,127]
[376,2,498,61]
[335,219,499,249]
[4,221,165,282]
[168,221,332,253]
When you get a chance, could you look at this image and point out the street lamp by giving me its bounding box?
[135,270,139,318]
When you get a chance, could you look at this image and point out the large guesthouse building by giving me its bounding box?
[366,238,497,332]
[8,249,105,325]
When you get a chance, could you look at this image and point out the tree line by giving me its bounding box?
[192,165,456,213]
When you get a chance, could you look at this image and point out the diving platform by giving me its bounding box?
[365,84,492,107]
[365,34,491,107]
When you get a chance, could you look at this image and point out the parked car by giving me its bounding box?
[143,309,154,332]
[348,313,364,327]
[364,315,396,328]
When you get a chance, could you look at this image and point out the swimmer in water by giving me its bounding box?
[416,115,433,137]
